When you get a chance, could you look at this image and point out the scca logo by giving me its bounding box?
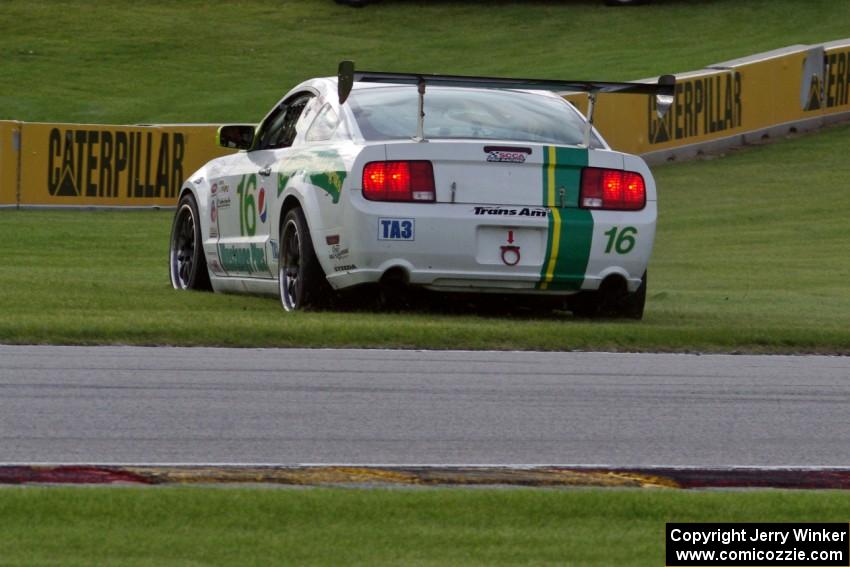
[378,218,414,241]
[47,128,185,198]
[648,72,742,145]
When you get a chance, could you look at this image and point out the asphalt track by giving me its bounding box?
[1,346,848,467]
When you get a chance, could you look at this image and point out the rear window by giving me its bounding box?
[347,86,595,146]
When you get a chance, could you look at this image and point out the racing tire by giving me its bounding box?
[570,272,647,320]
[569,290,602,318]
[279,207,328,311]
[620,271,647,320]
[169,193,211,291]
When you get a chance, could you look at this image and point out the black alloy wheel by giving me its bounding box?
[279,207,327,311]
[169,193,211,290]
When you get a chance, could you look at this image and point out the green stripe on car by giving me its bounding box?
[538,146,593,290]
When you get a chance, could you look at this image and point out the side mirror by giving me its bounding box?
[217,125,255,150]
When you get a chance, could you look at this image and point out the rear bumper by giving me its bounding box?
[324,193,655,295]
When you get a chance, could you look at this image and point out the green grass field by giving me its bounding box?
[2,122,848,351]
[1,487,848,566]
[2,0,849,124]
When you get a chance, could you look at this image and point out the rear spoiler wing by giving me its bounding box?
[337,60,675,145]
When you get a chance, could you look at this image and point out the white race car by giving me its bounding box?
[169,62,674,318]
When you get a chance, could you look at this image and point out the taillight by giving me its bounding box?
[362,161,435,202]
[580,167,646,211]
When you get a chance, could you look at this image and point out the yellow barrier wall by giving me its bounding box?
[568,66,750,154]
[5,39,849,207]
[0,121,21,206]
[566,46,813,155]
[708,43,849,127]
[566,39,850,157]
[17,123,232,207]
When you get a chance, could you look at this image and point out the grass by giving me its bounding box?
[1,487,848,566]
[1,123,849,352]
[1,0,849,124]
[1,0,849,351]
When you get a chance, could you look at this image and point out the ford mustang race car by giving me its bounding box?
[169,62,674,318]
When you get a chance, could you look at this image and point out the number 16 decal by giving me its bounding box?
[603,226,638,254]
[236,174,257,237]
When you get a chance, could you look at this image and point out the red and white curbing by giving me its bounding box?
[2,465,850,489]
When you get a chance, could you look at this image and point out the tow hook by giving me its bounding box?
[500,245,521,266]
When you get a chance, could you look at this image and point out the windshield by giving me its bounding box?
[348,86,596,146]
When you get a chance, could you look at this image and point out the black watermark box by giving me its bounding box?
[666,523,849,566]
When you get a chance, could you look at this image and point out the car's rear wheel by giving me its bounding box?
[620,271,647,319]
[169,193,211,291]
[279,207,328,311]
[570,272,646,319]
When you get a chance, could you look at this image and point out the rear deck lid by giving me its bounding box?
[350,85,606,208]
[385,141,594,208]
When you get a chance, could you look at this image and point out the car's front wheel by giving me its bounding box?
[169,193,211,291]
[279,207,328,311]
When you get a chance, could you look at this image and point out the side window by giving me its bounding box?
[306,103,340,142]
[256,107,288,150]
[256,93,314,150]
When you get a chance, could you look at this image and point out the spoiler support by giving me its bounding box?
[337,61,675,145]
[416,76,426,142]
[584,92,598,148]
